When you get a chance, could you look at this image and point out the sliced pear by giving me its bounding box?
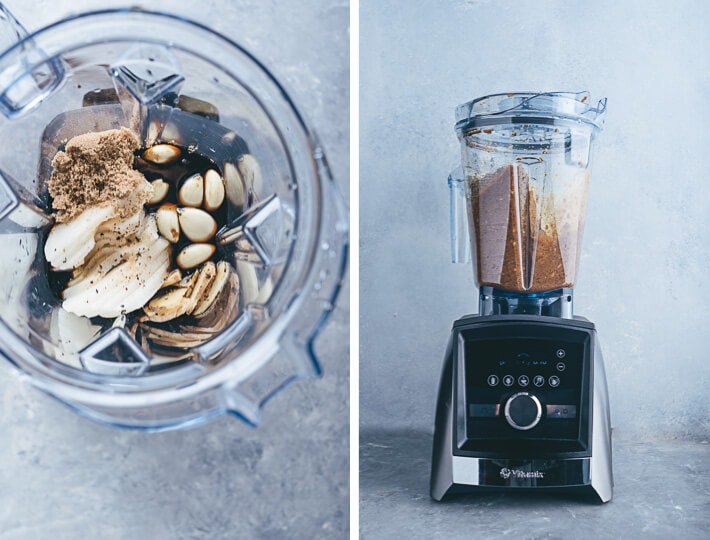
[63,240,170,318]
[62,223,171,318]
[45,205,116,270]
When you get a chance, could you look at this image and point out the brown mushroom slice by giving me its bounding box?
[192,261,231,317]
[141,268,200,323]
[193,268,240,326]
[161,268,183,289]
[141,285,191,323]
[184,261,216,315]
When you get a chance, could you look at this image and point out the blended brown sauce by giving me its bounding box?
[469,164,572,293]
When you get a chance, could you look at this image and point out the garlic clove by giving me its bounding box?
[223,162,245,208]
[178,207,217,242]
[156,203,180,243]
[143,144,181,165]
[203,169,225,211]
[178,173,204,207]
[176,243,216,270]
[147,178,170,205]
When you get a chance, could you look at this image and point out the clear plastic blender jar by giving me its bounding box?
[0,7,347,430]
[449,92,606,315]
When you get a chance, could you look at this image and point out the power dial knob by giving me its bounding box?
[504,392,542,431]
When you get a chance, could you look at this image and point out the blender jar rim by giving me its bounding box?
[455,91,607,134]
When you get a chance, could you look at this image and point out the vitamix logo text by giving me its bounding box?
[499,468,544,480]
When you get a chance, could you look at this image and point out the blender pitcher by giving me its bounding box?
[450,92,606,316]
[0,7,347,429]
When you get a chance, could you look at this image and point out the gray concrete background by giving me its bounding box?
[360,0,710,441]
[0,1,349,539]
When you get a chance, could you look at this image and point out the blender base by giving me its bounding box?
[430,314,613,503]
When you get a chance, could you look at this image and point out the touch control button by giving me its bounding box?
[556,362,566,372]
[533,375,545,387]
[487,374,499,387]
[502,375,515,387]
[504,392,542,430]
[549,375,560,387]
[518,375,529,387]
[556,349,566,358]
[470,403,500,417]
[546,404,577,419]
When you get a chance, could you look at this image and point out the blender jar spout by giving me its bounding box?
[0,3,64,118]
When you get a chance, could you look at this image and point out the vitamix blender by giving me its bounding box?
[430,92,612,502]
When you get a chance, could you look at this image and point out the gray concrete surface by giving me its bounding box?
[0,1,349,539]
[361,429,710,540]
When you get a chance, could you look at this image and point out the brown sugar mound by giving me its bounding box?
[49,127,151,223]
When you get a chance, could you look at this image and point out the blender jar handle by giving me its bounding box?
[448,167,470,263]
[0,3,64,118]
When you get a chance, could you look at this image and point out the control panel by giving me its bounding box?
[455,320,592,456]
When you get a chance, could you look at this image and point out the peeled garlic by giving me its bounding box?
[236,259,259,305]
[143,144,181,165]
[223,162,245,207]
[156,203,180,243]
[178,173,204,207]
[203,169,225,211]
[176,243,216,270]
[147,178,169,205]
[178,207,217,243]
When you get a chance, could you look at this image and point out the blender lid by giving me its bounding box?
[455,91,607,133]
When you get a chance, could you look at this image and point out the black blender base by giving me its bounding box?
[431,460,611,503]
[438,483,609,503]
[430,314,613,503]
